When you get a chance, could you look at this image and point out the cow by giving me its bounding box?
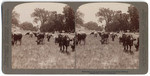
[111,33,116,41]
[70,36,76,52]
[12,33,23,45]
[36,33,45,45]
[12,33,14,45]
[55,36,59,44]
[76,33,87,45]
[33,32,40,37]
[134,37,139,51]
[94,32,98,37]
[57,34,72,54]
[98,32,102,37]
[121,34,136,53]
[25,32,30,35]
[90,32,94,35]
[119,36,123,44]
[25,32,33,37]
[46,33,52,42]
[90,31,98,37]
[100,32,109,44]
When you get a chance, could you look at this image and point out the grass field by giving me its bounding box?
[12,34,139,69]
[76,35,139,69]
[12,35,75,69]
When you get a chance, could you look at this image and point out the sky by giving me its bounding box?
[13,3,67,26]
[77,3,131,26]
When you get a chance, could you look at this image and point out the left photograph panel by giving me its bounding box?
[11,3,76,69]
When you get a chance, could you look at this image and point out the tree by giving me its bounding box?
[106,11,130,32]
[31,8,50,27]
[84,21,103,31]
[128,5,139,32]
[12,11,20,26]
[96,8,116,32]
[40,11,65,32]
[96,8,115,25]
[40,11,57,32]
[96,7,132,32]
[75,10,84,26]
[19,22,38,31]
[55,14,65,32]
[63,5,75,32]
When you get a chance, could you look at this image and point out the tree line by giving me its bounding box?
[76,5,139,32]
[12,5,75,33]
[96,5,139,32]
[12,5,139,33]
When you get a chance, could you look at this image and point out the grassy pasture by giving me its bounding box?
[12,35,75,69]
[76,35,139,69]
[12,34,139,69]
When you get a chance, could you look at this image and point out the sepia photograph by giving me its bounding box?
[75,3,139,69]
[11,2,140,70]
[11,3,76,69]
[1,1,148,74]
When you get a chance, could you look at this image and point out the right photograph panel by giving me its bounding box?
[75,3,139,69]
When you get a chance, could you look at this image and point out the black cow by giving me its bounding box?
[36,33,45,45]
[90,32,94,35]
[111,33,116,41]
[46,33,52,42]
[100,33,109,44]
[76,33,87,45]
[12,33,14,45]
[119,37,123,44]
[12,33,23,45]
[55,36,59,44]
[98,32,102,37]
[134,37,139,51]
[25,32,30,35]
[121,34,136,53]
[33,32,39,37]
[57,34,71,54]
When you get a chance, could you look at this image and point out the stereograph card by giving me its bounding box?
[2,2,148,74]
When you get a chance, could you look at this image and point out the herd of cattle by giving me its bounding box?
[90,31,139,53]
[11,31,139,54]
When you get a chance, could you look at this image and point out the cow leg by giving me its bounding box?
[42,39,44,44]
[123,45,126,51]
[123,44,127,52]
[126,45,128,52]
[37,40,40,45]
[129,45,133,54]
[60,46,62,51]
[62,45,65,52]
[112,38,114,41]
[15,41,17,45]
[79,40,81,44]
[84,40,86,45]
[20,40,22,45]
[48,37,50,42]
[71,45,75,52]
[66,46,70,55]
[66,46,68,53]
[136,45,139,51]
[60,46,62,52]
